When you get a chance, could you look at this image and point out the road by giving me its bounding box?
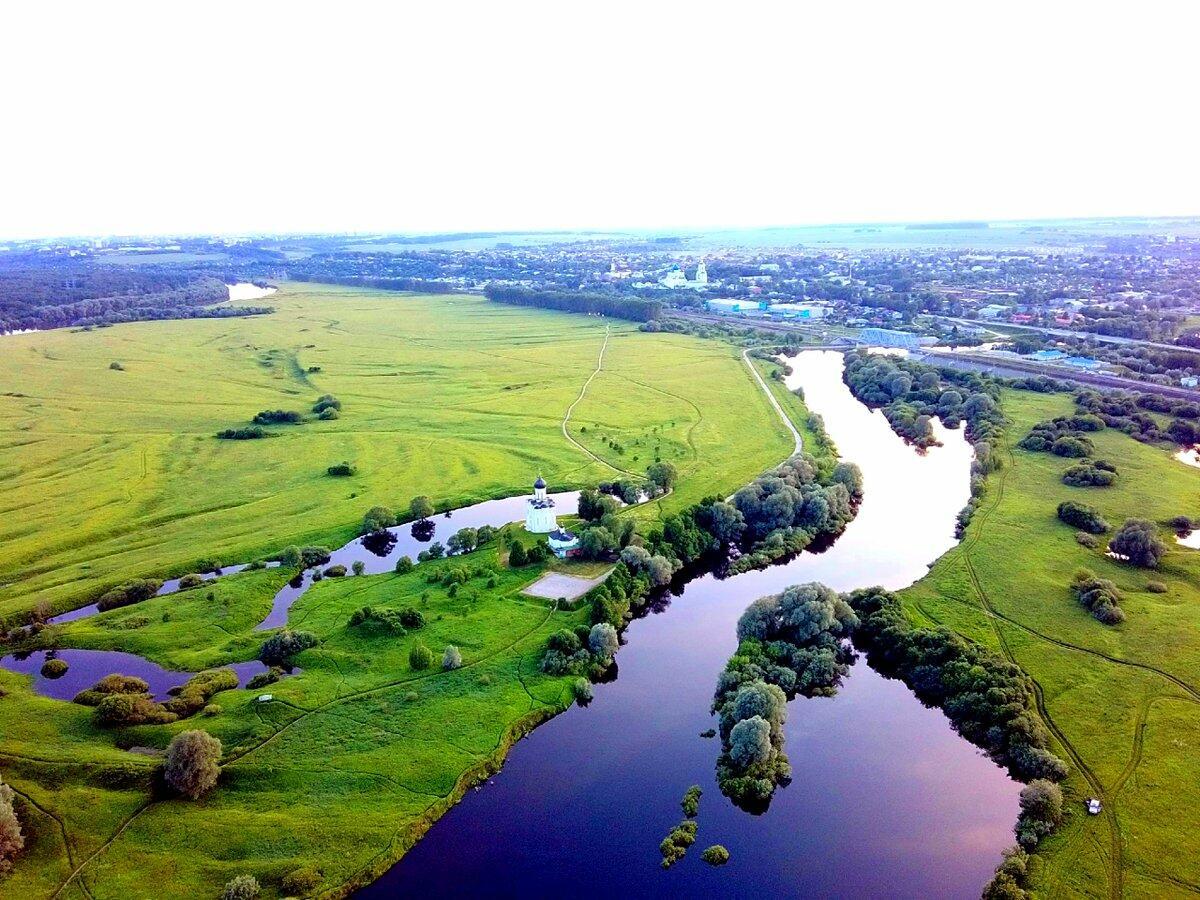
[933,316,1200,354]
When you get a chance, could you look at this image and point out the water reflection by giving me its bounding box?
[361,351,1019,899]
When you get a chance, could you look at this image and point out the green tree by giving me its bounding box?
[0,777,24,876]
[394,556,414,574]
[1109,519,1166,567]
[360,505,397,535]
[409,644,433,670]
[410,495,434,521]
[164,730,222,800]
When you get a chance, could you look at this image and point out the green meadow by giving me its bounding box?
[0,283,795,623]
[902,389,1200,898]
[1,542,591,898]
[0,285,799,897]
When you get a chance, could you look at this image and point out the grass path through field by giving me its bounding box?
[742,348,803,455]
[561,326,637,477]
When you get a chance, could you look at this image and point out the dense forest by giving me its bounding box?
[0,256,273,332]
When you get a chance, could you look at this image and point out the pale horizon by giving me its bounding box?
[3,1,1198,240]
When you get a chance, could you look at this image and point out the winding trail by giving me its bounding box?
[560,326,637,477]
[742,349,803,455]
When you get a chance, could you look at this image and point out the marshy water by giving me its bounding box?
[360,350,1020,899]
[2,495,578,695]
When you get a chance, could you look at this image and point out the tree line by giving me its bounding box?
[484,285,662,322]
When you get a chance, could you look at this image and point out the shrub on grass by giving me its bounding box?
[1071,569,1125,625]
[409,644,433,670]
[1056,501,1108,534]
[702,845,730,866]
[281,866,321,894]
[216,426,266,440]
[1110,519,1166,568]
[323,564,347,578]
[40,658,68,678]
[109,361,124,371]
[96,693,177,726]
[394,556,414,574]
[442,645,463,670]
[252,410,302,425]
[1145,580,1168,593]
[300,546,331,567]
[280,545,302,568]
[318,408,339,420]
[246,668,283,690]
[165,730,222,800]
[96,578,163,612]
[1075,532,1099,549]
[508,542,528,567]
[0,777,23,875]
[352,560,365,576]
[313,394,341,414]
[1050,436,1092,458]
[220,874,259,900]
[177,573,205,590]
[1061,464,1116,487]
[327,461,356,477]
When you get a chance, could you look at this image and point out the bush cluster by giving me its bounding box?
[259,629,318,666]
[216,426,266,440]
[347,605,424,634]
[848,588,1068,783]
[659,819,697,869]
[1109,518,1166,568]
[1056,501,1108,534]
[712,583,857,808]
[96,578,163,612]
[1070,569,1125,625]
[313,394,341,415]
[1061,460,1117,487]
[252,409,302,425]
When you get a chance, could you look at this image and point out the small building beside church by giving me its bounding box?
[547,528,581,558]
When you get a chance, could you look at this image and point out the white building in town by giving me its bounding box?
[659,259,707,289]
[525,476,558,533]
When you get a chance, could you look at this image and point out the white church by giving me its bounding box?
[525,476,580,558]
[659,258,708,289]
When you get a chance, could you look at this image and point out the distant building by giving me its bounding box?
[859,327,924,350]
[978,304,1011,319]
[525,476,557,533]
[706,298,767,316]
[769,303,828,320]
[1182,376,1199,388]
[659,258,707,289]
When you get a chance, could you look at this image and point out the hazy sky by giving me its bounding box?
[4,2,1196,239]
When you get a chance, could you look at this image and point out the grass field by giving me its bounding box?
[1,542,590,898]
[0,283,795,623]
[0,285,799,897]
[901,389,1200,898]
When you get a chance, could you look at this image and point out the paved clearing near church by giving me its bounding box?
[523,570,610,601]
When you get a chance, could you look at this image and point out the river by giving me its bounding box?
[359,350,1020,898]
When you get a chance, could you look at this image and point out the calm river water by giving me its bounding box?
[359,350,1020,899]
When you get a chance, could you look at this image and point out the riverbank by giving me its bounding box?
[900,387,1200,896]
